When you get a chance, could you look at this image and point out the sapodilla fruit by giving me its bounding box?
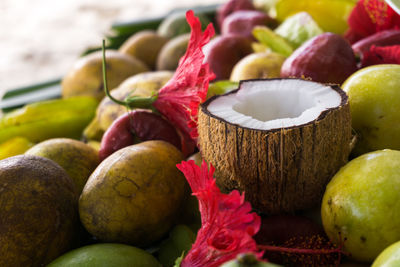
[198,79,352,214]
[280,33,357,84]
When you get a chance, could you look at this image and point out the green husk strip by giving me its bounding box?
[253,26,294,57]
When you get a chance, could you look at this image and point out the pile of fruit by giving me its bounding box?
[1,0,400,266]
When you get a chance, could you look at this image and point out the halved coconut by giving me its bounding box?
[198,78,352,214]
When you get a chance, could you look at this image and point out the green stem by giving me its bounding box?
[102,40,128,107]
[101,39,157,111]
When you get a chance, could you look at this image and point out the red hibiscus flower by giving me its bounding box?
[153,10,215,142]
[103,10,215,156]
[361,44,400,67]
[176,160,263,267]
[345,0,400,44]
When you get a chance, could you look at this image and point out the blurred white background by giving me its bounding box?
[0,0,225,92]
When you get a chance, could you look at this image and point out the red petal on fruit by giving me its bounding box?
[361,45,400,67]
[153,10,215,143]
[176,160,262,267]
[345,0,400,43]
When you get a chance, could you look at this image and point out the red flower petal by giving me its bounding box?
[153,10,215,143]
[361,44,400,67]
[345,0,400,44]
[176,160,262,267]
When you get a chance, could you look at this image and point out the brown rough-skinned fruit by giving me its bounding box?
[280,33,357,84]
[79,140,186,247]
[203,34,253,80]
[198,79,352,214]
[62,50,149,101]
[25,138,99,194]
[0,155,78,267]
[119,30,168,69]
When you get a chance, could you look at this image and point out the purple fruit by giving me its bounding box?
[99,110,181,161]
[203,34,252,80]
[281,33,357,84]
[352,29,400,56]
[221,10,276,39]
[216,0,255,30]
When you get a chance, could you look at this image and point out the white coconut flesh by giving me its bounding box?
[207,79,342,130]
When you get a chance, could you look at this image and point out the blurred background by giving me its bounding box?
[0,0,225,93]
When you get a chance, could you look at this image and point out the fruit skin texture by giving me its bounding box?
[221,10,275,39]
[0,155,78,266]
[230,52,286,82]
[79,140,186,247]
[321,149,400,262]
[203,35,253,80]
[119,30,168,69]
[156,33,190,71]
[25,138,99,194]
[47,243,162,267]
[342,64,400,156]
[280,32,357,84]
[62,50,149,101]
[372,240,400,267]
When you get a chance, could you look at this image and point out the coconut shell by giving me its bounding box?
[198,80,352,214]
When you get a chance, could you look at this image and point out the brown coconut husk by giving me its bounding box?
[198,79,352,214]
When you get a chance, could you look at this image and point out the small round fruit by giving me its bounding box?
[62,50,149,101]
[203,35,253,80]
[25,138,99,193]
[79,140,186,247]
[156,33,190,71]
[0,155,77,266]
[342,64,400,156]
[321,149,400,262]
[230,52,286,82]
[119,30,168,69]
[372,240,400,267]
[47,243,161,267]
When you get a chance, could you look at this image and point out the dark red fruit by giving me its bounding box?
[281,33,357,84]
[352,29,400,56]
[222,10,276,40]
[216,0,255,30]
[203,34,252,80]
[99,110,181,161]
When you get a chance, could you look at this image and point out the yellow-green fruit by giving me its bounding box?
[47,243,162,267]
[0,137,34,160]
[372,240,400,267]
[156,33,190,71]
[0,96,98,143]
[97,71,173,131]
[62,50,149,101]
[83,117,104,142]
[342,64,400,156]
[230,52,286,82]
[79,140,186,247]
[119,30,168,69]
[25,138,99,194]
[321,149,400,262]
[0,155,78,266]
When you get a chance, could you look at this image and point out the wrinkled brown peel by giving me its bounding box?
[198,79,352,214]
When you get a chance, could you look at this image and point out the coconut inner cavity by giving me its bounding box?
[207,79,342,130]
